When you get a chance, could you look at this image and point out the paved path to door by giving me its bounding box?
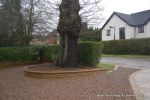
[102,57,150,100]
[130,70,150,100]
[101,57,150,69]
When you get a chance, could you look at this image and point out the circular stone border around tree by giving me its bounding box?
[24,63,107,78]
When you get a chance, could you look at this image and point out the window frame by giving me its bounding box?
[119,27,126,40]
[106,29,111,36]
[138,25,144,33]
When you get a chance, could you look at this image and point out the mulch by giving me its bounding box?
[0,64,139,100]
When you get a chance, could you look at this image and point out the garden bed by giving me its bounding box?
[24,63,107,78]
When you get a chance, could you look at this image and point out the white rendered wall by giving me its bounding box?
[102,15,135,41]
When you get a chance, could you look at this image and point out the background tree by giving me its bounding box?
[0,0,103,47]
[79,22,102,42]
[0,0,25,46]
[22,0,55,45]
[0,0,55,46]
[79,0,104,27]
[0,0,10,46]
[79,27,102,41]
[22,0,34,45]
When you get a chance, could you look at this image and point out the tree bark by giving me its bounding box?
[56,34,68,67]
[57,34,79,67]
[66,35,79,67]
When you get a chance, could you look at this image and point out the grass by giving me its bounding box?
[97,63,115,70]
[102,54,150,60]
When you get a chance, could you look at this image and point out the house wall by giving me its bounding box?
[47,31,60,45]
[134,21,150,38]
[102,15,135,41]
[146,21,150,37]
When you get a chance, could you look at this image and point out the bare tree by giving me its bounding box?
[80,0,104,27]
[48,0,104,28]
[22,0,54,45]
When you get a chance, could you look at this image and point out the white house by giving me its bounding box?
[102,9,150,41]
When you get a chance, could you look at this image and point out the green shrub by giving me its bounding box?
[102,38,150,55]
[0,47,35,61]
[0,46,59,62]
[40,45,59,62]
[0,42,102,67]
[79,41,102,67]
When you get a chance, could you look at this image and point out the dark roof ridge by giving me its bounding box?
[101,9,150,29]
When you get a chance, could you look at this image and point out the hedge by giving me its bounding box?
[0,47,34,61]
[102,38,150,55]
[36,45,59,62]
[79,41,102,67]
[0,42,102,67]
[0,46,59,62]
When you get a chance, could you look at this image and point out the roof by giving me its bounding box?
[102,9,150,29]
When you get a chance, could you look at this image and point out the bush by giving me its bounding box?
[0,45,59,62]
[0,47,35,61]
[79,41,102,67]
[0,42,102,67]
[102,38,150,55]
[39,45,59,62]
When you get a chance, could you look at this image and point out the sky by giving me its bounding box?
[55,0,150,28]
[101,0,150,25]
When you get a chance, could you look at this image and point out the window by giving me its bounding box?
[106,29,111,36]
[138,25,144,33]
[119,27,125,39]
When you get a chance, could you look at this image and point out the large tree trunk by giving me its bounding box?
[57,34,68,67]
[67,35,79,67]
[57,34,79,67]
[57,0,81,67]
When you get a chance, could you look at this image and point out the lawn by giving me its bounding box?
[102,54,150,60]
[97,63,115,70]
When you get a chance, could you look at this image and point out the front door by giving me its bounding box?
[119,27,125,39]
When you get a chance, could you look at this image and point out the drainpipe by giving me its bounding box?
[134,27,136,39]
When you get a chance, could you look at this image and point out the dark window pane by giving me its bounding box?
[138,26,144,33]
[119,27,125,39]
[106,29,111,36]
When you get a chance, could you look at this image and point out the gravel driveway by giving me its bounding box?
[101,57,150,69]
[0,66,137,100]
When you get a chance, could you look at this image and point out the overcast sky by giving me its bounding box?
[43,0,150,28]
[101,0,150,25]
